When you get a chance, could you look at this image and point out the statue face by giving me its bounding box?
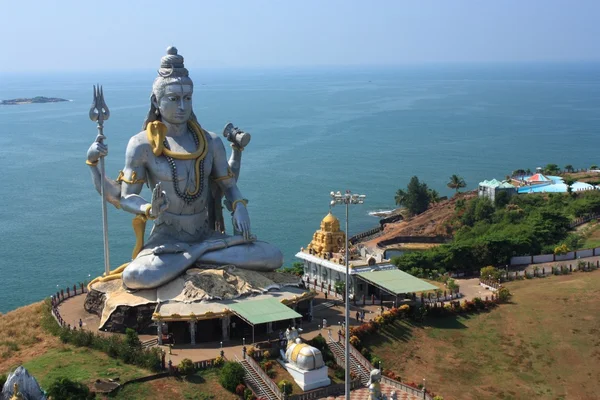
[156,83,193,125]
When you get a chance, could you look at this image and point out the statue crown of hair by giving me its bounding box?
[158,46,189,78]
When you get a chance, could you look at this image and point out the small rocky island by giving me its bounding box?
[1,96,69,105]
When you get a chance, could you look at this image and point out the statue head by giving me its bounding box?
[144,46,196,129]
[368,368,382,385]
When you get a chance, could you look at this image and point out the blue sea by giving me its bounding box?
[1,63,599,313]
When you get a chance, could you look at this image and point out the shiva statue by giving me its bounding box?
[86,47,283,290]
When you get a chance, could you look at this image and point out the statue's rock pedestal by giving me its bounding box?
[281,362,330,391]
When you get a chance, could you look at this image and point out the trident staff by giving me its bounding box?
[89,85,111,276]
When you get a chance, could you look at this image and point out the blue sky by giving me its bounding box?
[1,0,598,72]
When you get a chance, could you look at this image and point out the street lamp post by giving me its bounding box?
[330,190,366,400]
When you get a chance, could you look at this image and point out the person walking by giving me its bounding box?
[355,310,360,322]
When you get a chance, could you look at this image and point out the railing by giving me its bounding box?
[349,226,382,244]
[326,331,370,384]
[236,355,270,400]
[193,356,225,370]
[288,380,362,400]
[141,338,158,349]
[417,292,462,304]
[381,377,432,400]
[49,282,89,329]
[242,353,284,400]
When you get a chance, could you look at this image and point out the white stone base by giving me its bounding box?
[280,361,330,391]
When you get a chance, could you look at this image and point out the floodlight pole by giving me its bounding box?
[330,190,366,400]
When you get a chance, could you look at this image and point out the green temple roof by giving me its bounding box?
[228,298,302,325]
[357,269,437,295]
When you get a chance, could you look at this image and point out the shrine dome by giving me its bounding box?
[320,212,340,232]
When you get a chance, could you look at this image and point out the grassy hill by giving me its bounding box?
[0,303,235,399]
[362,272,600,400]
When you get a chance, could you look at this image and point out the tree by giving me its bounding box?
[447,174,466,193]
[564,177,576,194]
[564,164,574,173]
[512,169,527,177]
[544,163,560,175]
[219,362,245,392]
[428,188,441,204]
[394,188,407,207]
[591,165,598,170]
[46,377,95,400]
[405,176,431,215]
[281,262,304,276]
[394,176,431,216]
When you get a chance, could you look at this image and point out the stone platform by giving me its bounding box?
[85,266,303,332]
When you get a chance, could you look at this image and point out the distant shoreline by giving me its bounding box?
[0,96,69,105]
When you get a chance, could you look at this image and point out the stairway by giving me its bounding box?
[327,339,371,386]
[238,358,281,400]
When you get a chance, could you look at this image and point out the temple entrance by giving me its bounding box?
[195,319,222,343]
[168,321,190,345]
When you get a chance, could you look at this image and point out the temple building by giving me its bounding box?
[296,212,436,304]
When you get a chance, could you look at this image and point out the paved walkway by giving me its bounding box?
[325,384,422,400]
[56,290,394,364]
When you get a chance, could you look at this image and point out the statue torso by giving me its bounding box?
[142,128,216,215]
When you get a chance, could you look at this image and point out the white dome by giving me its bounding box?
[285,343,325,371]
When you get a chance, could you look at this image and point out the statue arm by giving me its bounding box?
[211,135,245,204]
[86,139,122,208]
[211,134,251,238]
[119,136,151,215]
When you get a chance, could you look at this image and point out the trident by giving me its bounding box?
[89,85,111,277]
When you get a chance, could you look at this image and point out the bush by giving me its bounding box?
[219,361,245,392]
[213,356,225,367]
[480,266,501,281]
[46,377,95,400]
[278,379,293,395]
[235,383,247,396]
[349,335,361,349]
[334,368,345,380]
[178,358,195,376]
[360,347,371,360]
[0,374,6,392]
[244,388,255,400]
[370,355,382,369]
[125,328,141,350]
[497,287,512,303]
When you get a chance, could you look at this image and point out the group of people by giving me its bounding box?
[355,309,367,323]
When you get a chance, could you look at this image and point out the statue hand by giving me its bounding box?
[150,182,169,218]
[233,204,251,241]
[87,134,108,164]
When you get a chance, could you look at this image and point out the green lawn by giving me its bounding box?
[362,272,600,400]
[22,346,146,390]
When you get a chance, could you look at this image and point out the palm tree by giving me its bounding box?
[428,188,441,204]
[394,188,407,207]
[564,164,574,173]
[447,175,466,193]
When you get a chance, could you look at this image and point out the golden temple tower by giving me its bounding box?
[306,212,346,258]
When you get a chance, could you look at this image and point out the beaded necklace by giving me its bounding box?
[163,129,205,204]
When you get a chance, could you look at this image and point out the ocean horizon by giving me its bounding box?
[1,62,599,313]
